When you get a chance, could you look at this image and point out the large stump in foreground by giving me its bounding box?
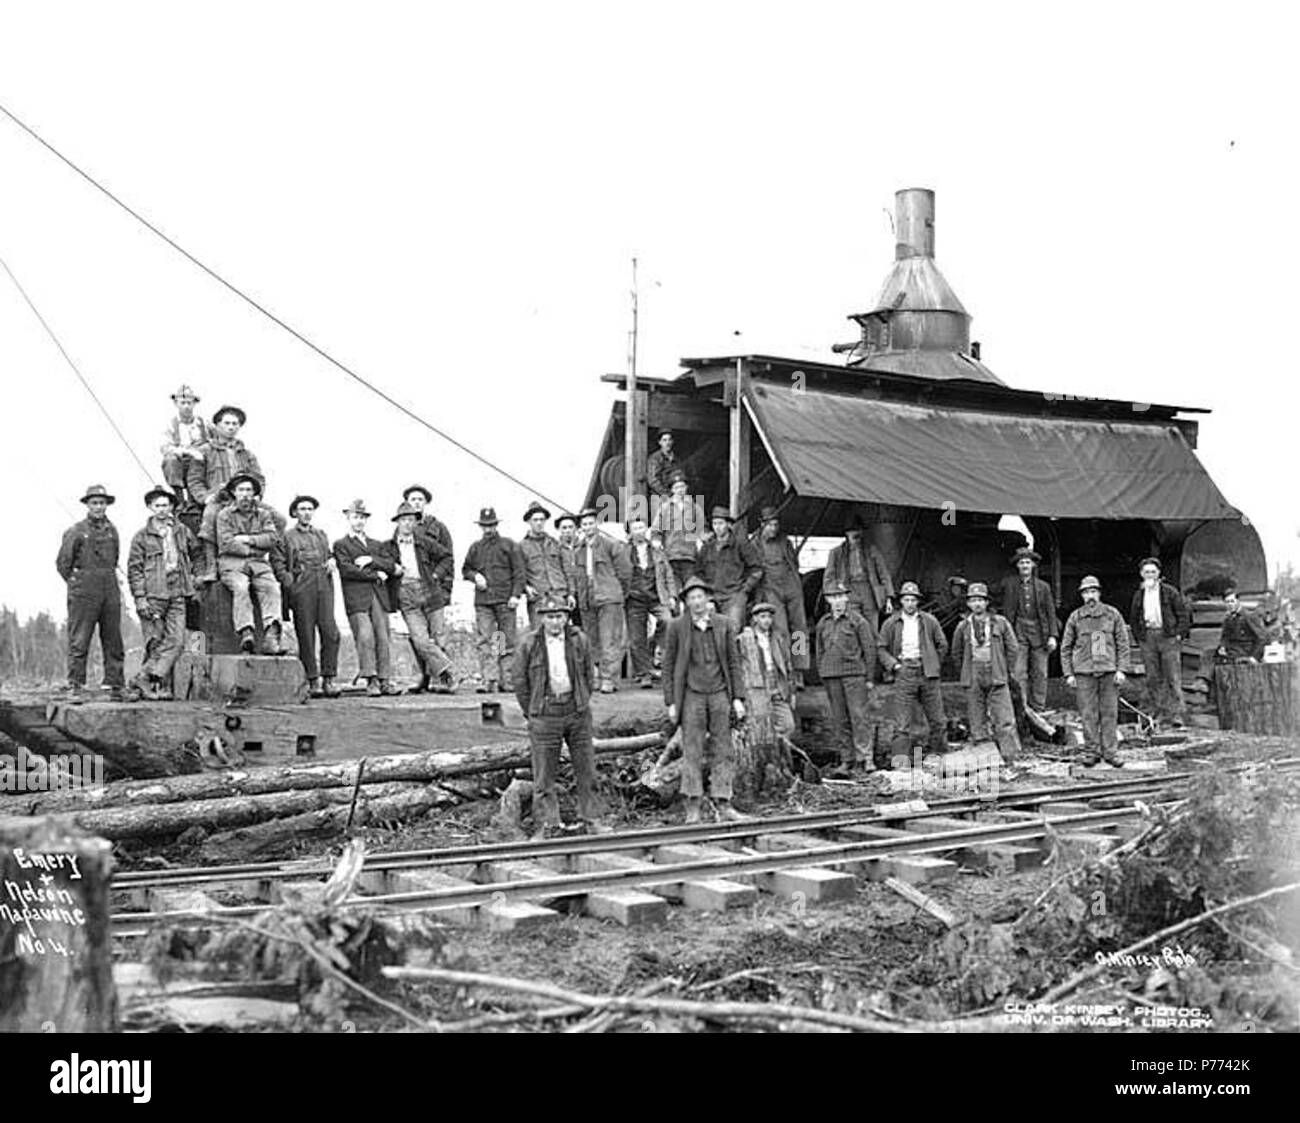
[0,816,116,1031]
[1214,662,1297,735]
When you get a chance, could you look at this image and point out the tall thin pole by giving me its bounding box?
[624,257,639,508]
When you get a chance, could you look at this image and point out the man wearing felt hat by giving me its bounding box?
[216,473,287,656]
[998,545,1059,712]
[1060,575,1129,767]
[271,495,341,697]
[749,504,809,680]
[951,582,1021,763]
[401,485,455,654]
[388,501,456,693]
[697,506,763,633]
[55,484,126,701]
[462,506,526,693]
[575,508,632,692]
[878,580,949,758]
[519,500,574,628]
[333,499,401,695]
[159,383,210,502]
[738,599,797,749]
[126,486,203,700]
[188,404,268,583]
[816,578,879,776]
[651,471,706,587]
[823,509,894,623]
[1128,556,1190,727]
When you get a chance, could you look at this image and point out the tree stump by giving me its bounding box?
[0,815,117,1031]
[1214,662,1297,735]
[733,689,795,805]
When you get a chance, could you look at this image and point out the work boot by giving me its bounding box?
[151,678,174,701]
[321,677,341,698]
[121,678,145,703]
[582,817,614,836]
[714,799,748,822]
[239,627,256,654]
[600,681,617,694]
[435,670,456,694]
[409,673,431,695]
[380,679,402,696]
[1101,750,1124,768]
[637,674,653,689]
[259,622,284,656]
[683,797,703,825]
[309,677,324,698]
[366,677,382,697]
[108,684,127,703]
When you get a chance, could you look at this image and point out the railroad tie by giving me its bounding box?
[747,832,863,900]
[650,843,760,911]
[497,858,667,927]
[359,866,558,931]
[830,824,960,884]
[899,816,1043,874]
[979,810,1120,856]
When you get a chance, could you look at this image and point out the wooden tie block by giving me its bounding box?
[533,856,668,927]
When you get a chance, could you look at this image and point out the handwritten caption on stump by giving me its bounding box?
[1,848,87,958]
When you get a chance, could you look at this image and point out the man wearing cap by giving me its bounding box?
[512,592,603,837]
[1217,586,1268,664]
[624,513,679,688]
[697,507,763,633]
[159,384,210,502]
[388,501,456,693]
[750,505,809,680]
[823,512,894,622]
[651,472,706,587]
[663,575,747,823]
[1060,575,1130,767]
[575,509,632,692]
[216,475,287,656]
[519,500,573,628]
[126,487,202,700]
[951,582,1021,763]
[334,500,401,696]
[878,581,949,758]
[188,405,268,583]
[998,546,1058,712]
[1128,557,1190,727]
[816,580,879,776]
[739,600,796,744]
[462,506,526,693]
[271,495,341,697]
[56,485,126,701]
[646,430,679,498]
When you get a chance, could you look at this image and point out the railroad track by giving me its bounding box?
[111,758,1300,935]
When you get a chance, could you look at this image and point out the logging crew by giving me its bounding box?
[511,592,604,837]
[126,487,202,701]
[401,484,455,662]
[271,495,341,698]
[1217,587,1268,663]
[816,580,879,776]
[1060,574,1129,768]
[188,405,269,584]
[519,500,574,627]
[878,581,949,757]
[750,505,809,680]
[823,512,894,622]
[998,546,1058,712]
[646,429,679,498]
[951,582,1021,764]
[55,484,126,702]
[662,576,747,824]
[651,471,705,587]
[739,602,796,741]
[1128,557,1189,727]
[462,506,526,694]
[333,499,400,696]
[159,384,209,502]
[576,508,631,693]
[624,514,678,688]
[388,502,456,693]
[697,507,763,632]
[216,474,287,656]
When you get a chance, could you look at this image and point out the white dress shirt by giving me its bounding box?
[1143,585,1163,628]
[545,633,572,694]
[900,613,922,660]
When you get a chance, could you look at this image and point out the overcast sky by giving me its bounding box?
[1,1,1295,621]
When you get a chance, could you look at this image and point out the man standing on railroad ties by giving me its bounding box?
[1061,574,1129,768]
[512,592,605,838]
[216,474,287,656]
[999,546,1058,713]
[951,582,1021,764]
[816,580,879,777]
[55,484,126,703]
[877,581,948,760]
[271,495,341,698]
[1128,556,1190,728]
[462,506,526,694]
[697,506,762,633]
[662,576,747,824]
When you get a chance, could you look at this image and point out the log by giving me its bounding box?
[0,815,117,1031]
[1214,662,1297,735]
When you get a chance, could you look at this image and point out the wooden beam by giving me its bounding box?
[645,393,729,435]
[626,388,648,509]
[729,359,750,517]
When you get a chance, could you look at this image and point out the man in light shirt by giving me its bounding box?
[877,580,949,759]
[159,384,210,503]
[1127,557,1190,727]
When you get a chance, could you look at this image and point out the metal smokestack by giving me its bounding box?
[894,187,935,259]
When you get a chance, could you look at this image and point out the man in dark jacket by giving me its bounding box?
[624,514,678,688]
[333,499,400,696]
[1062,575,1130,767]
[750,505,809,679]
[646,430,679,498]
[576,509,632,693]
[56,484,126,702]
[878,581,949,757]
[188,405,268,584]
[823,512,894,622]
[519,500,573,627]
[401,484,455,660]
[951,582,1021,763]
[511,592,603,837]
[462,506,525,693]
[216,474,287,656]
[127,487,202,701]
[1217,587,1268,663]
[554,512,584,627]
[272,495,341,697]
[816,580,879,776]
[662,576,747,823]
[697,507,762,633]
[388,502,455,693]
[998,546,1058,711]
[1128,557,1189,726]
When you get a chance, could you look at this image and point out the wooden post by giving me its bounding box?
[0,815,117,1031]
[728,359,751,518]
[626,389,649,520]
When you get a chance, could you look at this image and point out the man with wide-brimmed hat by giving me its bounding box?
[126,486,203,700]
[159,384,210,501]
[749,504,809,680]
[519,500,573,628]
[698,506,763,633]
[816,579,879,776]
[823,510,894,622]
[651,470,706,587]
[401,484,455,655]
[55,484,126,701]
[1060,575,1129,767]
[1127,556,1190,727]
[271,494,341,697]
[388,501,455,693]
[216,473,287,656]
[951,582,1021,763]
[646,429,679,498]
[188,404,268,583]
[878,580,949,758]
[662,575,747,823]
[462,505,526,693]
[575,508,631,692]
[998,545,1058,712]
[624,511,679,688]
[333,499,401,695]
[511,591,605,837]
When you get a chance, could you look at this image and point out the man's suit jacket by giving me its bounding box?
[662,611,744,713]
[332,533,398,616]
[998,574,1059,642]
